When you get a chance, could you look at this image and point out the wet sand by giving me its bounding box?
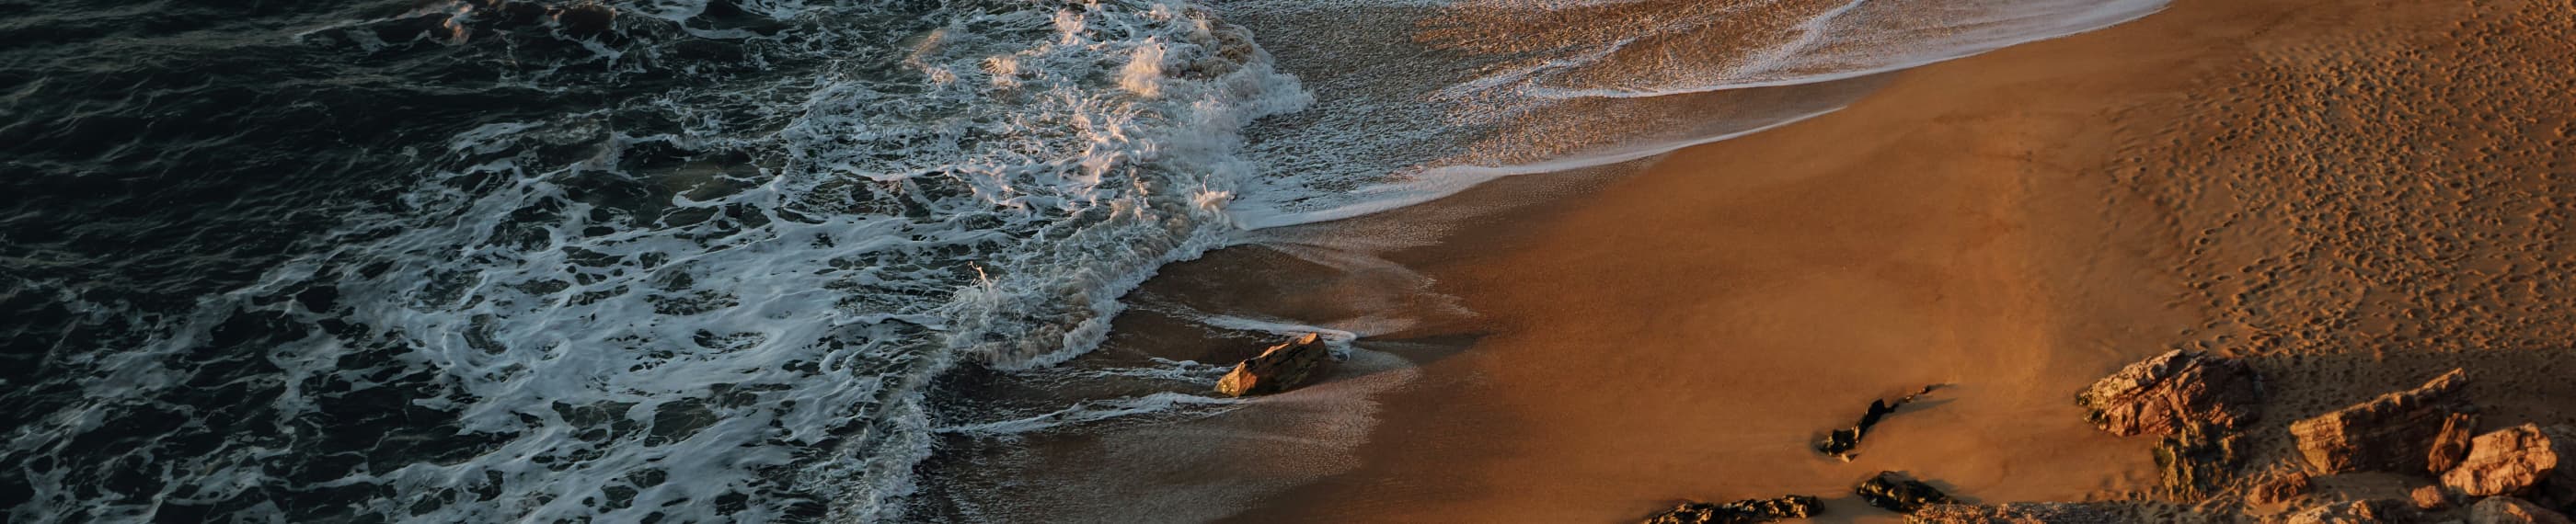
[1197,0,2576,521]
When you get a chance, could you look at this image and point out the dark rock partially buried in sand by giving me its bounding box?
[2442,424,2576,507]
[1213,333,1334,397]
[1905,503,2130,523]
[2290,369,2476,474]
[1816,385,1941,459]
[2076,349,2265,437]
[1640,496,1821,524]
[1857,472,1957,514]
[2468,496,2576,524]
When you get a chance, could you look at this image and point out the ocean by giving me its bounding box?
[0,0,2162,521]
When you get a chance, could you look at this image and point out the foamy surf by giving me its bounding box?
[0,0,2169,521]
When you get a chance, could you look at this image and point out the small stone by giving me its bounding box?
[2467,496,2575,524]
[1213,334,1336,397]
[2290,369,2476,473]
[2411,485,2453,510]
[2076,350,2266,437]
[2283,499,2410,524]
[1857,472,1957,514]
[2440,424,2576,507]
[1641,496,1821,524]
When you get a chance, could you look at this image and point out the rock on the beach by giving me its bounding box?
[1213,334,1334,397]
[2410,485,2453,510]
[1642,496,1821,524]
[2441,424,2576,506]
[2282,499,2411,524]
[2468,496,2576,524]
[2250,468,2314,506]
[1817,385,1940,459]
[2076,349,2265,437]
[2290,369,2476,474]
[2434,412,2482,473]
[1857,472,1957,514]
[2155,422,2245,500]
[1905,503,2126,523]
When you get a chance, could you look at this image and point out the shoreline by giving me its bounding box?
[1169,0,2576,521]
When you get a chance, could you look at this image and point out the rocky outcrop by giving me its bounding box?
[2282,499,2410,524]
[2155,422,2245,500]
[1641,496,1821,524]
[2290,369,2476,474]
[1213,334,1335,397]
[1857,472,1957,514]
[2441,424,2576,506]
[2076,350,2265,437]
[1816,385,1941,459]
[2467,496,2575,524]
[1905,503,2127,523]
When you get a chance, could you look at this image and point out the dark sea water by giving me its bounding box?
[0,0,2165,521]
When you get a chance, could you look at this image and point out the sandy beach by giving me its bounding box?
[1172,0,2576,521]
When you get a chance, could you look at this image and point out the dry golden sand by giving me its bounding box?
[1206,0,2576,521]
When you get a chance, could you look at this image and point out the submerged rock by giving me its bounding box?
[1816,385,1941,459]
[1907,503,2129,523]
[2468,496,2575,524]
[2441,424,2576,506]
[2290,369,2476,474]
[1213,333,1335,397]
[2282,499,2410,524]
[2154,422,2246,500]
[1641,496,1822,524]
[1857,472,1957,514]
[2076,350,2265,438]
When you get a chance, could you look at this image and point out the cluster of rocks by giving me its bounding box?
[1640,496,1819,524]
[2073,350,2576,523]
[1627,347,2573,524]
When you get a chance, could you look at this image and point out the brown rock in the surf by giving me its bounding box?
[2468,496,2576,524]
[1642,495,1821,524]
[1213,333,1334,397]
[2282,499,2410,524]
[2441,424,2576,506]
[2076,349,2265,437]
[2249,468,2314,506]
[2290,369,2475,473]
[1905,503,2127,523]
